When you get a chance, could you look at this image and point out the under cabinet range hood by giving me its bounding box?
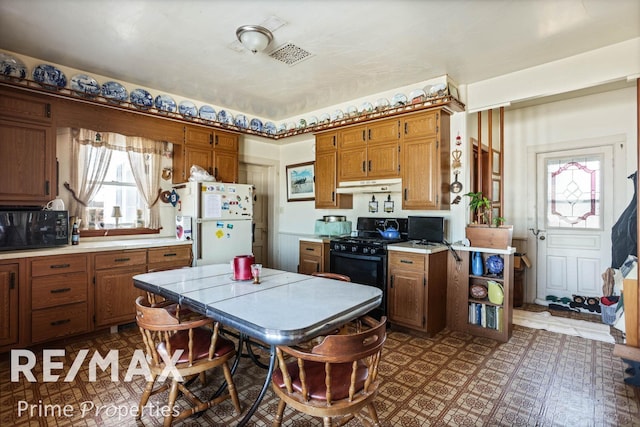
[336,178,402,194]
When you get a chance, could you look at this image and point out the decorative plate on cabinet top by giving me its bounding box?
[359,102,373,114]
[318,113,331,124]
[287,122,297,131]
[409,88,426,104]
[199,105,216,121]
[130,88,153,109]
[391,93,407,107]
[277,123,287,133]
[217,109,233,125]
[430,83,448,97]
[297,118,307,129]
[234,114,248,128]
[249,118,263,132]
[101,81,128,103]
[263,121,277,135]
[330,109,344,122]
[375,98,390,111]
[178,100,198,118]
[32,64,67,89]
[154,94,177,113]
[346,105,358,117]
[0,53,27,80]
[70,74,100,97]
[307,116,318,127]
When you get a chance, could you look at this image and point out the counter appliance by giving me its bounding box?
[0,209,69,251]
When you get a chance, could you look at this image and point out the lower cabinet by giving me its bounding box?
[0,262,19,348]
[29,254,90,344]
[298,240,330,275]
[94,250,147,328]
[387,250,447,335]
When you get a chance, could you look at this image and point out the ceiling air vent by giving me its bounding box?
[269,43,313,66]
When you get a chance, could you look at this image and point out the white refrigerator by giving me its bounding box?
[174,181,254,266]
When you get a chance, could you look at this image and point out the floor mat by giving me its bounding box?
[513,309,615,343]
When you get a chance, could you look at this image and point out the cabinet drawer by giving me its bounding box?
[389,253,425,271]
[147,245,191,265]
[31,302,88,343]
[300,242,322,257]
[31,255,87,277]
[31,272,87,310]
[94,250,147,270]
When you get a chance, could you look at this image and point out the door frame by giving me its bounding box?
[525,133,627,305]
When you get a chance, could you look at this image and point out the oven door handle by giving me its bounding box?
[331,252,384,262]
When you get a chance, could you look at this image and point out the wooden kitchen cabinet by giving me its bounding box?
[29,254,90,344]
[147,245,192,271]
[401,109,450,210]
[315,131,352,209]
[0,263,19,348]
[0,87,56,206]
[174,125,239,183]
[337,119,400,182]
[446,247,514,342]
[387,250,447,335]
[298,240,330,275]
[94,250,147,328]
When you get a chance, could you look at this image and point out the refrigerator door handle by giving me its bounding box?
[197,222,203,260]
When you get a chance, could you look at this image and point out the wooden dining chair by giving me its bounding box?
[271,315,387,427]
[311,271,351,282]
[134,296,242,426]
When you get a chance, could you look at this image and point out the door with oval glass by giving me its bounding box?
[534,145,614,307]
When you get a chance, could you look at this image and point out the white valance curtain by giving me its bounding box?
[65,128,164,229]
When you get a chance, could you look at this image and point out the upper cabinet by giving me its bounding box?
[174,125,239,183]
[315,132,352,209]
[337,120,400,182]
[401,110,450,210]
[0,87,55,206]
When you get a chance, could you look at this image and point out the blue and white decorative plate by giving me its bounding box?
[359,102,373,114]
[297,119,307,130]
[375,98,390,111]
[307,116,318,127]
[32,64,67,89]
[249,118,263,132]
[130,88,153,109]
[101,81,128,103]
[0,53,27,81]
[346,105,358,117]
[178,100,197,118]
[391,93,407,107]
[277,123,287,133]
[217,110,233,125]
[154,94,177,113]
[234,114,248,129]
[430,83,448,97]
[199,105,216,121]
[263,121,277,135]
[318,113,331,124]
[330,109,344,122]
[409,88,426,103]
[70,74,100,97]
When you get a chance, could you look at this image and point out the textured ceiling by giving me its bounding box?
[0,0,638,120]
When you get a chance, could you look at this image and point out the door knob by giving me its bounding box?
[539,235,546,240]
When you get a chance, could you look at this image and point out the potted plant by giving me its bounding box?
[464,191,512,249]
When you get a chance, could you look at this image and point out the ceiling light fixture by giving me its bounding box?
[236,25,273,54]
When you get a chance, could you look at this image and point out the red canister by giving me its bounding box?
[233,255,255,280]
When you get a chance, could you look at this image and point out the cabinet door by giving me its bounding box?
[315,150,339,208]
[402,137,439,209]
[299,241,323,275]
[338,147,367,181]
[403,111,438,140]
[388,266,425,329]
[0,88,52,124]
[0,263,19,347]
[185,126,213,147]
[185,145,214,177]
[316,132,337,152]
[367,142,399,179]
[147,245,192,271]
[0,119,55,205]
[214,149,238,183]
[214,132,239,152]
[94,265,147,327]
[338,126,366,149]
[367,120,400,144]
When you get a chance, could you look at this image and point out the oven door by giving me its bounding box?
[330,251,386,318]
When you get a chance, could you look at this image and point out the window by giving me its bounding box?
[86,150,146,229]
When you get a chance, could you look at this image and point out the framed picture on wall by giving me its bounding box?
[286,161,315,201]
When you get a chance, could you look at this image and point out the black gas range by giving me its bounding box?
[330,217,408,319]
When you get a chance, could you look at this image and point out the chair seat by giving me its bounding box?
[273,359,368,401]
[158,328,236,364]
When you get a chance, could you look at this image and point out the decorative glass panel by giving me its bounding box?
[546,156,601,229]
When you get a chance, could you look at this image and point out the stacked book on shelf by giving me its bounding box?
[468,302,503,331]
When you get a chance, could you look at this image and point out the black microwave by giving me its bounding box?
[0,210,69,251]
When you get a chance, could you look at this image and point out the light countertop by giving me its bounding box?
[0,237,191,260]
[387,241,448,254]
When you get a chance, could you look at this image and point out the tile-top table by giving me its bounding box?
[133,264,382,426]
